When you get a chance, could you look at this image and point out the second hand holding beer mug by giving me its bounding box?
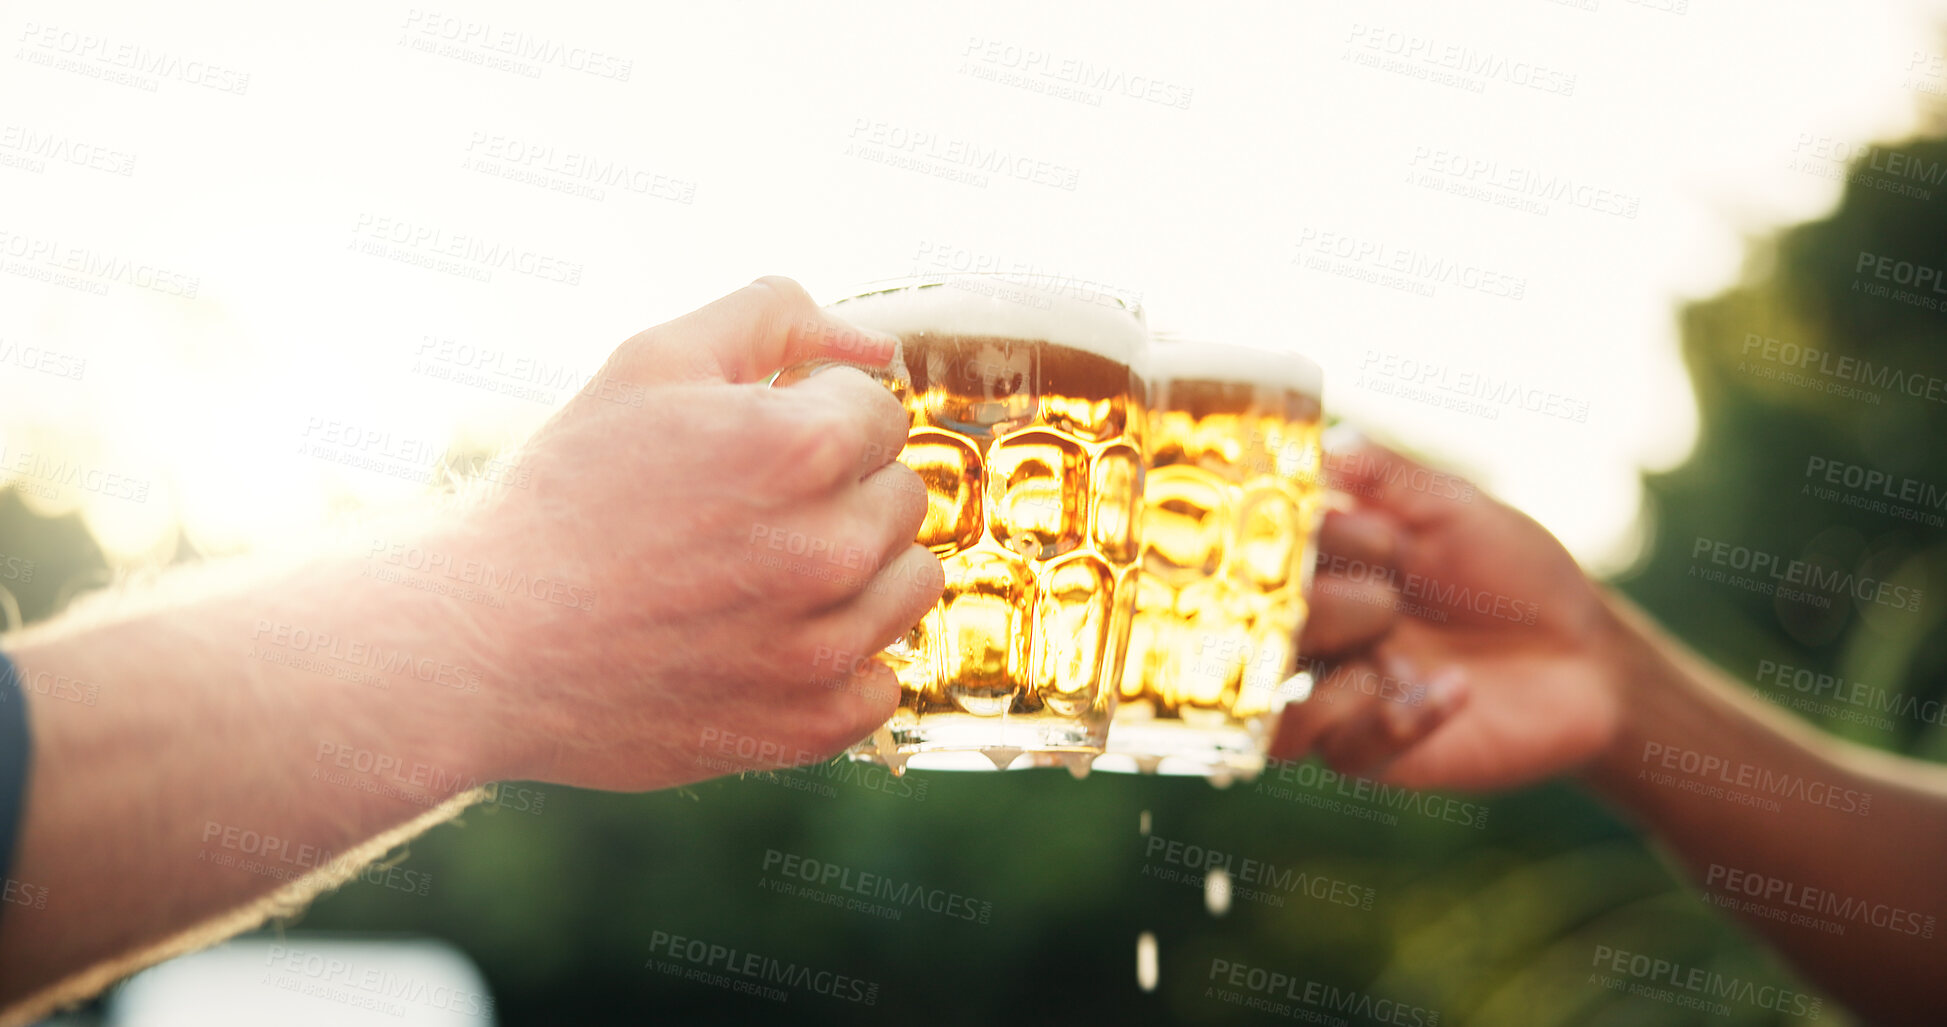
[781,273,1152,775]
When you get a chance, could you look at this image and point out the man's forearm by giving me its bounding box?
[1583,593,1947,1026]
[0,279,937,1022]
[0,528,512,1019]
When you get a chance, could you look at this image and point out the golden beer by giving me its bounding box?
[829,275,1150,773]
[1097,340,1324,782]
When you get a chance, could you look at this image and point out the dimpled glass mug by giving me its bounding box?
[1091,337,1326,784]
[779,273,1152,775]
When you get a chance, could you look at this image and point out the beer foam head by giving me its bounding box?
[829,274,1148,363]
[1148,336,1323,400]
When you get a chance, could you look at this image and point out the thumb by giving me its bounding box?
[608,276,900,385]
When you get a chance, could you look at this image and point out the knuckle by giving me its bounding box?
[609,326,655,364]
[748,275,816,311]
[906,547,946,602]
[877,463,931,536]
[770,411,864,493]
[789,694,878,760]
[811,668,898,755]
[747,276,820,337]
[597,327,662,383]
[742,277,823,366]
[868,550,943,638]
[753,526,867,603]
[777,634,839,685]
[834,607,904,668]
[860,372,908,421]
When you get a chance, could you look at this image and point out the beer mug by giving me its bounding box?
[1093,338,1326,783]
[800,274,1152,774]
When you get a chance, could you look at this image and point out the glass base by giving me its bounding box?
[846,713,1107,774]
[1090,719,1271,784]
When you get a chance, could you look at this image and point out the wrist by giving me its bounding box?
[284,515,538,792]
[399,509,568,786]
[1576,588,1697,797]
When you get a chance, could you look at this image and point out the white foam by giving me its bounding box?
[829,274,1149,364]
[1147,336,1323,399]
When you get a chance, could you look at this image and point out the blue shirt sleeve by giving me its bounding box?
[0,652,30,917]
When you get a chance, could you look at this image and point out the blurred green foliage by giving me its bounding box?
[13,133,1947,1027]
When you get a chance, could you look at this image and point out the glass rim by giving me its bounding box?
[1147,334,1324,396]
[825,271,1145,319]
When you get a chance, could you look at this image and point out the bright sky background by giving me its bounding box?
[4,0,1946,576]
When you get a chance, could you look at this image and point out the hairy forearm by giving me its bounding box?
[1583,592,1947,1026]
[0,527,511,1021]
[0,280,936,1022]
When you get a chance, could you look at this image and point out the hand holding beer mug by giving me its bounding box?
[781,274,1151,774]
[1093,339,1326,783]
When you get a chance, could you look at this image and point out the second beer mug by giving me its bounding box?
[1095,338,1326,782]
[825,274,1151,774]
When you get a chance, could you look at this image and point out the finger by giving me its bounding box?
[753,366,912,497]
[1267,657,1385,762]
[610,277,901,386]
[1322,434,1477,529]
[726,657,900,771]
[1301,573,1401,657]
[799,543,944,657]
[751,463,926,615]
[792,660,904,765]
[1314,667,1467,778]
[846,461,930,567]
[740,467,925,613]
[770,364,912,478]
[1316,508,1401,569]
[774,462,929,604]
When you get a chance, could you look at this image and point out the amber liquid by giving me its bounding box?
[1106,378,1322,779]
[853,334,1145,772]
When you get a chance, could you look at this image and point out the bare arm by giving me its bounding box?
[1279,439,1946,1025]
[0,277,942,1023]
[0,533,505,1018]
[1580,593,1947,1026]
